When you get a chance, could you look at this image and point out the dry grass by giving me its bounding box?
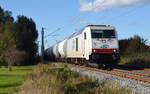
[15,63,133,94]
[15,64,63,94]
[96,81,132,94]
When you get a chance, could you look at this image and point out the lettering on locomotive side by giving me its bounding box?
[100,45,109,49]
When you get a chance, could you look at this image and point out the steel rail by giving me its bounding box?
[70,64,150,83]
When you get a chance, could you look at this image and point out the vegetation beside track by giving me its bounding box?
[119,35,150,68]
[16,63,132,94]
[0,66,33,94]
[119,52,150,68]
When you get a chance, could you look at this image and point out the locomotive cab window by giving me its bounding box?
[91,30,116,38]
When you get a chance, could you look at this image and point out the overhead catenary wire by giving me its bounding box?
[43,1,149,48]
[44,28,61,38]
[103,6,146,24]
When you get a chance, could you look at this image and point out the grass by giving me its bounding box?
[119,52,150,68]
[16,63,133,94]
[0,66,34,94]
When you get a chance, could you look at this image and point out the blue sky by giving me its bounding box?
[0,0,150,49]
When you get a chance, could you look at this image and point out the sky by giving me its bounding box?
[0,0,150,49]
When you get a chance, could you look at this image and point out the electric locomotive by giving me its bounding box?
[89,25,120,65]
[44,25,120,66]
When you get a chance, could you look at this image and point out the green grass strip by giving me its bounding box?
[0,66,34,94]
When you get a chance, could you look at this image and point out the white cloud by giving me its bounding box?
[79,0,150,12]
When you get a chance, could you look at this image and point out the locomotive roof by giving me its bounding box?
[88,25,107,27]
[68,29,83,39]
[68,25,115,39]
[87,25,115,30]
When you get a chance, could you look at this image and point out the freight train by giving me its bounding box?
[44,25,120,67]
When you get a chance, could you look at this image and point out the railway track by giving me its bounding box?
[70,64,150,83]
[144,68,150,71]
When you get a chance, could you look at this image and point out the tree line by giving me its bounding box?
[119,35,148,55]
[0,7,38,71]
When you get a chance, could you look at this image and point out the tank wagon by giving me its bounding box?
[45,25,120,66]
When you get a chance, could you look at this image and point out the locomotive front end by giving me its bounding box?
[90,26,120,64]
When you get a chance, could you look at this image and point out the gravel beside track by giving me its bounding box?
[69,65,150,94]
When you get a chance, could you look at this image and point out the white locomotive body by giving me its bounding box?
[45,25,120,65]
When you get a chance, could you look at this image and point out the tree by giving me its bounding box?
[0,7,14,24]
[0,20,28,71]
[125,35,146,54]
[119,39,130,55]
[0,6,16,69]
[119,35,147,55]
[0,23,16,71]
[0,7,39,67]
[4,49,27,71]
[14,16,38,65]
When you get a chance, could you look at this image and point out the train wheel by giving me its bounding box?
[83,61,88,67]
[104,64,113,71]
[98,64,103,69]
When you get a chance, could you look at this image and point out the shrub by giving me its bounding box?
[119,52,150,68]
[16,63,134,94]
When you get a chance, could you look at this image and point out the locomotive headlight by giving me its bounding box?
[113,49,117,53]
[92,49,97,53]
[93,49,96,53]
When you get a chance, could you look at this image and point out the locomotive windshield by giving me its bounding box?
[91,29,116,38]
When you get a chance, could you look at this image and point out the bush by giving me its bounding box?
[119,35,146,55]
[119,52,150,68]
[16,63,133,94]
[0,61,8,66]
